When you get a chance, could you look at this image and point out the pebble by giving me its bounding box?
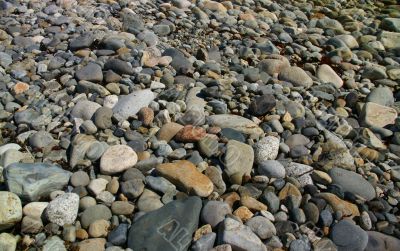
[45,193,79,226]
[100,145,138,174]
[224,140,254,185]
[0,192,22,230]
[257,160,286,178]
[254,136,280,164]
[330,220,368,251]
[201,201,232,228]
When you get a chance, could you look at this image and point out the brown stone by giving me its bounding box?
[175,125,206,142]
[156,160,213,197]
[221,192,240,208]
[316,193,360,217]
[138,107,154,127]
[278,183,302,200]
[157,122,184,142]
[233,206,253,221]
[72,238,106,251]
[240,196,267,212]
[111,201,135,215]
[75,229,89,240]
[194,224,212,241]
[12,82,29,95]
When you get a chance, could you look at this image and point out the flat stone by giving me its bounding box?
[258,160,285,178]
[156,160,213,197]
[317,64,343,88]
[201,201,232,228]
[137,189,164,212]
[5,163,71,202]
[245,216,276,239]
[157,122,184,142]
[112,89,155,121]
[249,94,276,116]
[104,59,134,75]
[217,218,266,251]
[379,31,400,49]
[224,140,254,185]
[71,100,101,120]
[365,231,400,251]
[100,145,137,174]
[279,66,313,88]
[75,63,103,82]
[329,168,376,201]
[366,87,394,107]
[0,192,22,231]
[207,115,264,137]
[127,197,202,251]
[258,54,290,75]
[23,202,48,219]
[330,219,368,251]
[45,193,79,226]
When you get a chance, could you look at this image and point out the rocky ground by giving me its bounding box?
[0,0,400,250]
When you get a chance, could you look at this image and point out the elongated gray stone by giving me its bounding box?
[4,163,71,202]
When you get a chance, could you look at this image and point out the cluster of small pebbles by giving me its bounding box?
[1,0,400,250]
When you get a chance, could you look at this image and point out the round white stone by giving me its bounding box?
[100,145,138,175]
[45,193,79,226]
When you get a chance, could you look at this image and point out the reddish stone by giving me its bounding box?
[175,125,206,142]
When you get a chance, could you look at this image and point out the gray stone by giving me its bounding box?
[329,168,376,201]
[218,218,266,251]
[201,201,232,228]
[145,176,176,194]
[75,63,103,82]
[80,204,112,229]
[257,160,285,178]
[71,100,101,120]
[224,140,254,184]
[112,89,155,121]
[366,87,394,107]
[381,18,400,32]
[104,59,134,75]
[70,171,90,187]
[93,107,113,129]
[29,130,55,149]
[279,66,313,88]
[42,236,66,251]
[5,163,71,202]
[192,233,217,251]
[245,216,276,239]
[365,231,400,251]
[127,197,202,251]
[45,193,79,226]
[330,220,368,251]
[254,136,280,164]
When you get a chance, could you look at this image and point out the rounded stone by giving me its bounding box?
[257,160,286,178]
[100,145,138,175]
[70,171,90,187]
[330,219,368,251]
[0,192,22,231]
[45,193,80,226]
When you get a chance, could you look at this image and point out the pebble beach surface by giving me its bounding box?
[0,0,400,250]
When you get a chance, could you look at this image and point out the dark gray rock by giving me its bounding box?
[127,197,202,251]
[330,220,368,251]
[75,63,103,83]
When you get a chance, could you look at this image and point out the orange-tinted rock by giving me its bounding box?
[175,125,206,142]
[221,192,240,208]
[278,183,302,200]
[12,82,29,95]
[240,196,268,211]
[233,206,253,221]
[156,160,213,197]
[316,193,360,217]
[138,107,154,126]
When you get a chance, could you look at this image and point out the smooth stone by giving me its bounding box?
[207,115,264,137]
[120,179,144,199]
[71,100,101,120]
[224,140,254,185]
[70,171,90,187]
[100,145,138,175]
[43,236,67,251]
[112,89,155,121]
[127,197,202,251]
[0,144,21,156]
[365,231,400,251]
[249,94,276,116]
[217,218,266,251]
[4,163,71,202]
[157,122,184,142]
[108,223,129,246]
[192,232,217,251]
[111,201,135,215]
[258,160,285,178]
[379,31,400,49]
[88,219,110,238]
[258,54,290,75]
[220,128,246,143]
[104,59,134,75]
[156,160,213,197]
[93,107,113,129]
[69,34,94,51]
[366,87,394,107]
[72,238,106,251]
[279,66,313,88]
[75,63,103,82]
[245,216,276,239]
[137,189,164,212]
[254,136,280,164]
[23,202,48,219]
[329,168,376,201]
[316,193,360,217]
[316,64,343,88]
[145,176,176,194]
[88,178,109,196]
[330,220,368,251]
[201,201,232,228]
[45,193,79,226]
[80,205,112,229]
[0,233,18,251]
[0,192,22,230]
